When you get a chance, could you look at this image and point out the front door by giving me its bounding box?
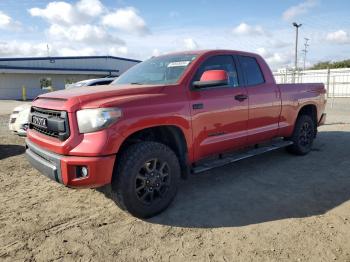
[189,55,249,161]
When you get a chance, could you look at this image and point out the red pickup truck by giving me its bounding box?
[26,50,326,217]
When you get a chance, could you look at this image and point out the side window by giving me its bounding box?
[239,56,265,86]
[193,55,239,87]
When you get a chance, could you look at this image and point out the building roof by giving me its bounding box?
[0,55,141,63]
[0,55,141,75]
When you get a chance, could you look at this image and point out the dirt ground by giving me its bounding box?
[0,99,349,262]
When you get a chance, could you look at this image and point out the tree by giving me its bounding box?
[310,59,350,70]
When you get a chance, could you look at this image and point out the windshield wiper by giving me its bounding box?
[130,82,144,85]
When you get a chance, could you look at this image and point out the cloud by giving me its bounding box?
[48,24,125,45]
[282,0,317,21]
[28,0,105,25]
[256,47,290,69]
[152,49,161,56]
[0,41,48,57]
[326,30,350,44]
[102,7,150,35]
[25,1,154,58]
[0,40,128,57]
[76,0,104,17]
[268,39,291,49]
[58,47,97,56]
[183,38,199,50]
[232,23,265,36]
[29,2,77,25]
[0,11,21,30]
[108,46,128,56]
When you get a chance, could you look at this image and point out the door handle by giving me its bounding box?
[234,94,248,102]
[192,103,204,110]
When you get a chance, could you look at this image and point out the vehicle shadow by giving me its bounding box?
[99,131,350,228]
[0,144,26,160]
[146,130,350,228]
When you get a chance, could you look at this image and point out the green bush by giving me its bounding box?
[310,59,350,70]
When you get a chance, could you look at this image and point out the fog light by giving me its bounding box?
[81,167,88,177]
[77,166,88,178]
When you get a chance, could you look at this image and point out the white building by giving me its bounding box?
[0,56,140,100]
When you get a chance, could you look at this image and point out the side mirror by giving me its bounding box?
[193,70,228,88]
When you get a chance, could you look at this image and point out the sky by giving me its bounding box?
[0,0,349,69]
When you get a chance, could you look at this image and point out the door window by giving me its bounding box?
[239,56,265,86]
[193,55,239,87]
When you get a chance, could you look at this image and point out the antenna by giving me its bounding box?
[47,44,50,57]
[47,44,55,63]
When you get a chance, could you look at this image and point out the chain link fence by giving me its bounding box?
[273,68,350,98]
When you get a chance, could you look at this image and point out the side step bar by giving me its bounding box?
[192,140,293,174]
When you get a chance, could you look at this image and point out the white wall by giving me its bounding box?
[273,68,350,97]
[0,56,140,100]
[0,73,100,100]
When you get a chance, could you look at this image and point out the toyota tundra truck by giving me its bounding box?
[25,50,327,218]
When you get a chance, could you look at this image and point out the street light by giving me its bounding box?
[293,22,302,71]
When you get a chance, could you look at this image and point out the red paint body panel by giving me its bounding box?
[60,154,116,188]
[189,86,248,160]
[26,49,327,188]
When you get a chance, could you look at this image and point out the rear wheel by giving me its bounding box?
[286,114,315,155]
[111,141,180,218]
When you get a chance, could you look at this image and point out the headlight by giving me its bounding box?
[76,108,122,133]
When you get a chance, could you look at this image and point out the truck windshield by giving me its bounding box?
[112,54,198,85]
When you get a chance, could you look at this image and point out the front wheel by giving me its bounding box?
[286,114,315,155]
[111,142,180,218]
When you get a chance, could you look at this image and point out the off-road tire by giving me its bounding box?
[111,141,180,218]
[286,114,315,155]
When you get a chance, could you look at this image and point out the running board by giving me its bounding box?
[192,140,293,174]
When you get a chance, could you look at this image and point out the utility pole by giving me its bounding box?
[293,22,302,70]
[293,22,302,82]
[302,38,310,71]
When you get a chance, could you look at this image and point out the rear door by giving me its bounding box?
[189,55,249,160]
[238,55,281,145]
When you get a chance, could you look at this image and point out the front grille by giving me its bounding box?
[29,107,70,141]
[32,125,60,138]
[32,107,62,118]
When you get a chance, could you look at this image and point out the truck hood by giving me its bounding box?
[33,84,165,112]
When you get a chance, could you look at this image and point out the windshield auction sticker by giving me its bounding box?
[167,61,191,67]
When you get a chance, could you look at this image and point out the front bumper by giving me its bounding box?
[25,139,116,188]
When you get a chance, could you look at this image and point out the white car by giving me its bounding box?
[9,77,116,136]
[65,77,116,89]
[9,104,31,136]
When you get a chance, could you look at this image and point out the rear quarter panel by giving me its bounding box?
[277,83,327,137]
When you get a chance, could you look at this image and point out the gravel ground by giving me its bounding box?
[0,100,32,115]
[0,100,349,262]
